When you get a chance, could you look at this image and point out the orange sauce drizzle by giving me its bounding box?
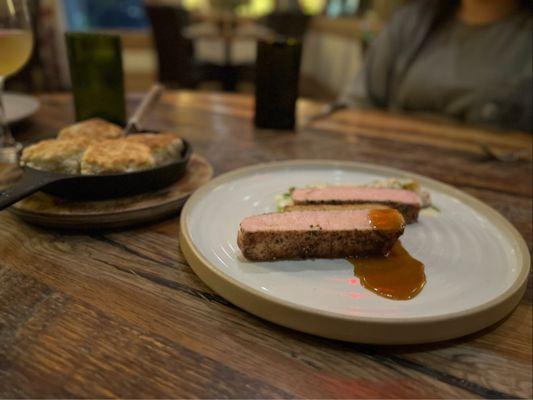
[368,208,405,230]
[348,241,426,300]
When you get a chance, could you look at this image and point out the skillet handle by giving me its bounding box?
[0,170,58,211]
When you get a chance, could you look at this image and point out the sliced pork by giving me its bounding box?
[291,186,421,223]
[284,203,391,212]
[237,209,405,261]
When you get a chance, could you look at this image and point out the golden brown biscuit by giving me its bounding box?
[20,139,88,174]
[80,139,155,175]
[126,133,184,165]
[58,118,124,143]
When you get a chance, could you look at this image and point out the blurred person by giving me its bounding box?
[339,0,532,132]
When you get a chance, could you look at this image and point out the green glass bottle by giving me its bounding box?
[254,37,303,130]
[65,32,126,125]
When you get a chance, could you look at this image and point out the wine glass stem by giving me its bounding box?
[0,77,15,146]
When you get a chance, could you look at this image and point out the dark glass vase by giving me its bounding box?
[254,37,303,130]
[65,32,126,125]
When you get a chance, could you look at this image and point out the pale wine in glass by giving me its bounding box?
[0,0,34,163]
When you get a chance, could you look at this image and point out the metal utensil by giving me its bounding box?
[124,83,165,134]
[479,143,529,163]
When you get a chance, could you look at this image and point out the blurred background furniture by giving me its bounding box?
[146,4,208,88]
[5,0,405,97]
[185,16,273,91]
[263,12,310,39]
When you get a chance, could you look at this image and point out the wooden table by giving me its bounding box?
[1,92,531,398]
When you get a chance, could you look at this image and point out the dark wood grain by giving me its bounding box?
[1,91,531,399]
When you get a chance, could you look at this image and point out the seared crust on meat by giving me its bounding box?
[237,227,403,261]
[388,202,419,224]
[237,209,405,261]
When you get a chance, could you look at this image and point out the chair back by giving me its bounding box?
[264,13,310,39]
[145,5,196,88]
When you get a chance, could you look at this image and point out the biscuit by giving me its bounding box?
[126,133,184,165]
[20,139,88,174]
[81,139,155,175]
[58,118,124,143]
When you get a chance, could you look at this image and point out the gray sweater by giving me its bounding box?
[340,2,532,132]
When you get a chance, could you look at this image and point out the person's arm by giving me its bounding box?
[338,21,398,108]
[338,1,435,109]
[466,74,533,133]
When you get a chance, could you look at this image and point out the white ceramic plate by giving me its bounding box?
[2,92,40,124]
[180,160,530,344]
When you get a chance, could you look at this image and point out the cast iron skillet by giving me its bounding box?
[0,139,192,211]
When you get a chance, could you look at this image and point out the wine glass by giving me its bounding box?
[0,0,33,163]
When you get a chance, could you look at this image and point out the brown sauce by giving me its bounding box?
[367,208,405,230]
[348,241,426,300]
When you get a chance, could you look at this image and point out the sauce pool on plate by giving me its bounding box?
[347,208,425,300]
[348,241,426,300]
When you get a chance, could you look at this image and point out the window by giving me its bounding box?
[64,0,149,30]
[325,0,368,17]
